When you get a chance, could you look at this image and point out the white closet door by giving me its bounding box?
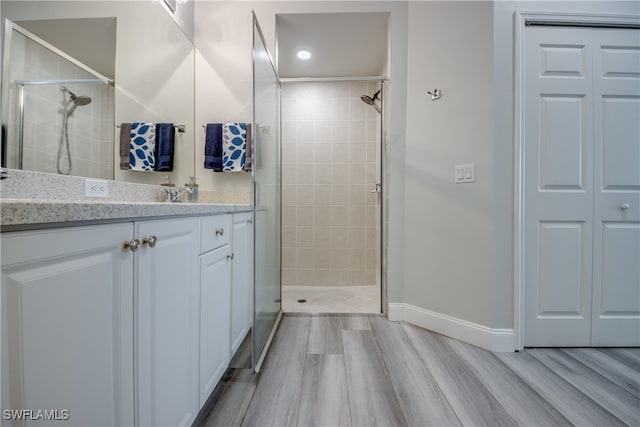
[524,26,640,347]
[591,28,640,346]
[524,27,595,346]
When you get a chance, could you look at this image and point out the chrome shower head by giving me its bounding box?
[360,90,381,114]
[71,94,92,106]
[61,86,92,115]
[360,95,376,105]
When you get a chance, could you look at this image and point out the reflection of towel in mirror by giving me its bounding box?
[154,123,175,171]
[244,124,252,172]
[204,123,223,171]
[119,123,132,170]
[222,123,247,172]
[130,122,156,171]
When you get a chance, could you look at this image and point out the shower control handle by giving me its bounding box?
[370,183,382,193]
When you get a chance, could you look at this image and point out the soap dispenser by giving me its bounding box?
[185,176,198,202]
[160,175,175,187]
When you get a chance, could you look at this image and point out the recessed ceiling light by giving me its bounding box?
[297,50,311,60]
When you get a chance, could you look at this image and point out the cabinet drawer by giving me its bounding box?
[201,214,231,253]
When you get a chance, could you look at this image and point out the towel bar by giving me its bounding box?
[116,124,186,133]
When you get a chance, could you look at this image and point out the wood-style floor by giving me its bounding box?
[201,314,640,427]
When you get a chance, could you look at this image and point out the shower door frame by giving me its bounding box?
[278,76,389,315]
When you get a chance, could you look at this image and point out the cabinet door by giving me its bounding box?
[199,245,231,405]
[231,212,253,354]
[1,223,134,427]
[136,217,199,427]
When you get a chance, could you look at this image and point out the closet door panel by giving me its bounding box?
[591,28,640,346]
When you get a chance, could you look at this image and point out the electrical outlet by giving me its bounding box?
[85,179,108,198]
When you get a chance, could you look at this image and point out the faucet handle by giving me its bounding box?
[158,187,193,203]
[159,187,173,202]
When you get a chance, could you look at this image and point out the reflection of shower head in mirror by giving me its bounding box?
[60,86,92,115]
[57,86,93,174]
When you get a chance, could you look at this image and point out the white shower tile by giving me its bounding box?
[331,185,349,205]
[297,143,315,163]
[348,185,367,205]
[349,163,367,185]
[348,120,366,142]
[348,228,366,249]
[330,206,349,227]
[313,205,331,226]
[313,185,331,205]
[314,143,331,163]
[331,227,350,249]
[297,184,315,205]
[349,99,367,122]
[282,227,297,247]
[296,165,314,185]
[330,163,348,185]
[282,248,298,269]
[313,248,331,269]
[331,121,349,141]
[331,99,349,120]
[349,142,366,163]
[314,227,332,248]
[297,227,315,249]
[298,249,314,269]
[296,207,315,226]
[331,249,350,269]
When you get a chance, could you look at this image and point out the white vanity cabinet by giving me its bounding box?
[1,223,136,427]
[231,212,253,354]
[135,217,200,427]
[198,214,232,406]
[1,210,251,426]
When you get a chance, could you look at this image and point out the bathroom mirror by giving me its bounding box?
[0,1,195,187]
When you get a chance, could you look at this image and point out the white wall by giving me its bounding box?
[194,1,254,195]
[403,1,495,327]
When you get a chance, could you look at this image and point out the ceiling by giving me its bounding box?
[17,18,116,80]
[276,12,389,79]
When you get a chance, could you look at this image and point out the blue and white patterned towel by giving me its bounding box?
[129,122,156,171]
[222,123,247,172]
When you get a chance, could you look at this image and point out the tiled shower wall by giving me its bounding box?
[6,30,114,179]
[281,81,381,287]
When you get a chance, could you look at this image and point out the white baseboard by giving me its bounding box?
[388,303,515,352]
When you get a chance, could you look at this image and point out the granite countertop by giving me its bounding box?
[0,199,252,230]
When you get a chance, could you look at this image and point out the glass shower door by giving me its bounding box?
[251,13,281,372]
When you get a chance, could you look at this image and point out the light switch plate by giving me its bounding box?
[455,164,475,183]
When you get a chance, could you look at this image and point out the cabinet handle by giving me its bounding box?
[247,219,253,224]
[619,203,630,211]
[142,235,158,248]
[123,238,140,252]
[216,228,224,236]
[227,253,234,260]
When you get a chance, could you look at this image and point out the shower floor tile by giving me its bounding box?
[282,285,381,314]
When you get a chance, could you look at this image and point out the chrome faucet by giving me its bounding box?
[160,187,193,203]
